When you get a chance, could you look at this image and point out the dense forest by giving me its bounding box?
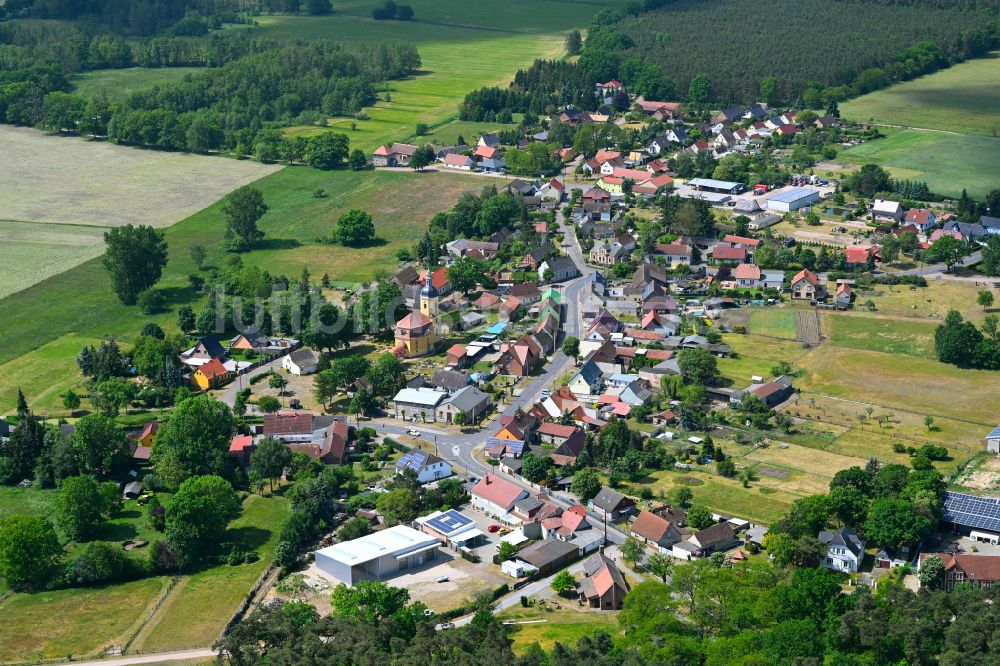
[219,560,1000,665]
[0,13,420,153]
[619,0,1000,104]
[0,0,330,33]
[460,0,1000,117]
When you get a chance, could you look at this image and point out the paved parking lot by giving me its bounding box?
[924,532,1000,556]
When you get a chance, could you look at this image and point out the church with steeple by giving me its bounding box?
[393,261,440,358]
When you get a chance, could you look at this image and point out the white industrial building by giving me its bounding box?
[314,525,439,586]
[766,187,821,212]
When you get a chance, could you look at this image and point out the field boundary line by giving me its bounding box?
[121,576,181,655]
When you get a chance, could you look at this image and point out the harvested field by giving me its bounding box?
[795,311,820,344]
[0,220,106,298]
[0,126,279,228]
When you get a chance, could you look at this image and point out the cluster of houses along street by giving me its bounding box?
[63,79,1000,608]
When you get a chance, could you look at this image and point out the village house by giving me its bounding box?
[579,552,629,610]
[834,282,853,309]
[372,142,417,167]
[191,358,232,390]
[470,474,529,525]
[819,527,865,573]
[650,240,693,267]
[281,348,318,376]
[589,239,628,266]
[918,552,1000,590]
[391,387,446,422]
[435,385,492,425]
[539,256,580,282]
[905,208,937,232]
[631,509,683,552]
[442,153,474,170]
[711,245,747,266]
[790,268,821,300]
[588,486,636,521]
[395,449,453,484]
[844,246,877,269]
[733,263,762,288]
[872,199,904,224]
[688,522,738,556]
[286,419,350,466]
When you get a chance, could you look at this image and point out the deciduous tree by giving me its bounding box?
[103,224,168,305]
[0,515,61,589]
[223,186,268,252]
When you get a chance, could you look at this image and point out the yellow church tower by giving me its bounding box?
[419,263,439,317]
[393,261,439,358]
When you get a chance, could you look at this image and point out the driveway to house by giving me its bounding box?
[217,357,282,408]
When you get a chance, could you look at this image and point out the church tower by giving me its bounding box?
[419,260,439,318]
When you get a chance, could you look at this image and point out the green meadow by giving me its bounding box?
[72,67,203,102]
[0,168,482,414]
[841,53,1000,136]
[837,128,1000,198]
[839,53,1000,198]
[254,0,619,151]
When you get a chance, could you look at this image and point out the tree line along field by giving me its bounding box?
[840,53,1000,136]
[0,166,483,415]
[618,0,988,104]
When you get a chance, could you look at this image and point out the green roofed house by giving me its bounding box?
[541,287,562,303]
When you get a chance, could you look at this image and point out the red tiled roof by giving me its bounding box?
[447,344,466,358]
[611,167,651,181]
[920,552,1000,581]
[229,435,254,453]
[632,509,673,543]
[420,266,450,290]
[723,234,761,247]
[473,145,497,159]
[263,412,314,436]
[471,474,525,510]
[734,263,761,280]
[844,246,874,264]
[712,246,746,261]
[791,268,818,286]
[655,242,691,256]
[396,310,433,330]
[444,153,473,166]
[197,358,229,380]
[539,422,578,438]
[594,149,621,163]
[906,208,933,224]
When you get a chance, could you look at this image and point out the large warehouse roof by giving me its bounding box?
[316,525,439,565]
[943,491,1000,533]
[689,178,741,190]
[768,187,820,203]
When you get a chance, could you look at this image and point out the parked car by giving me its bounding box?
[407,429,421,437]
[488,524,501,533]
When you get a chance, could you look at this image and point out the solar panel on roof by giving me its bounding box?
[425,509,474,536]
[397,450,428,471]
[943,491,1000,533]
